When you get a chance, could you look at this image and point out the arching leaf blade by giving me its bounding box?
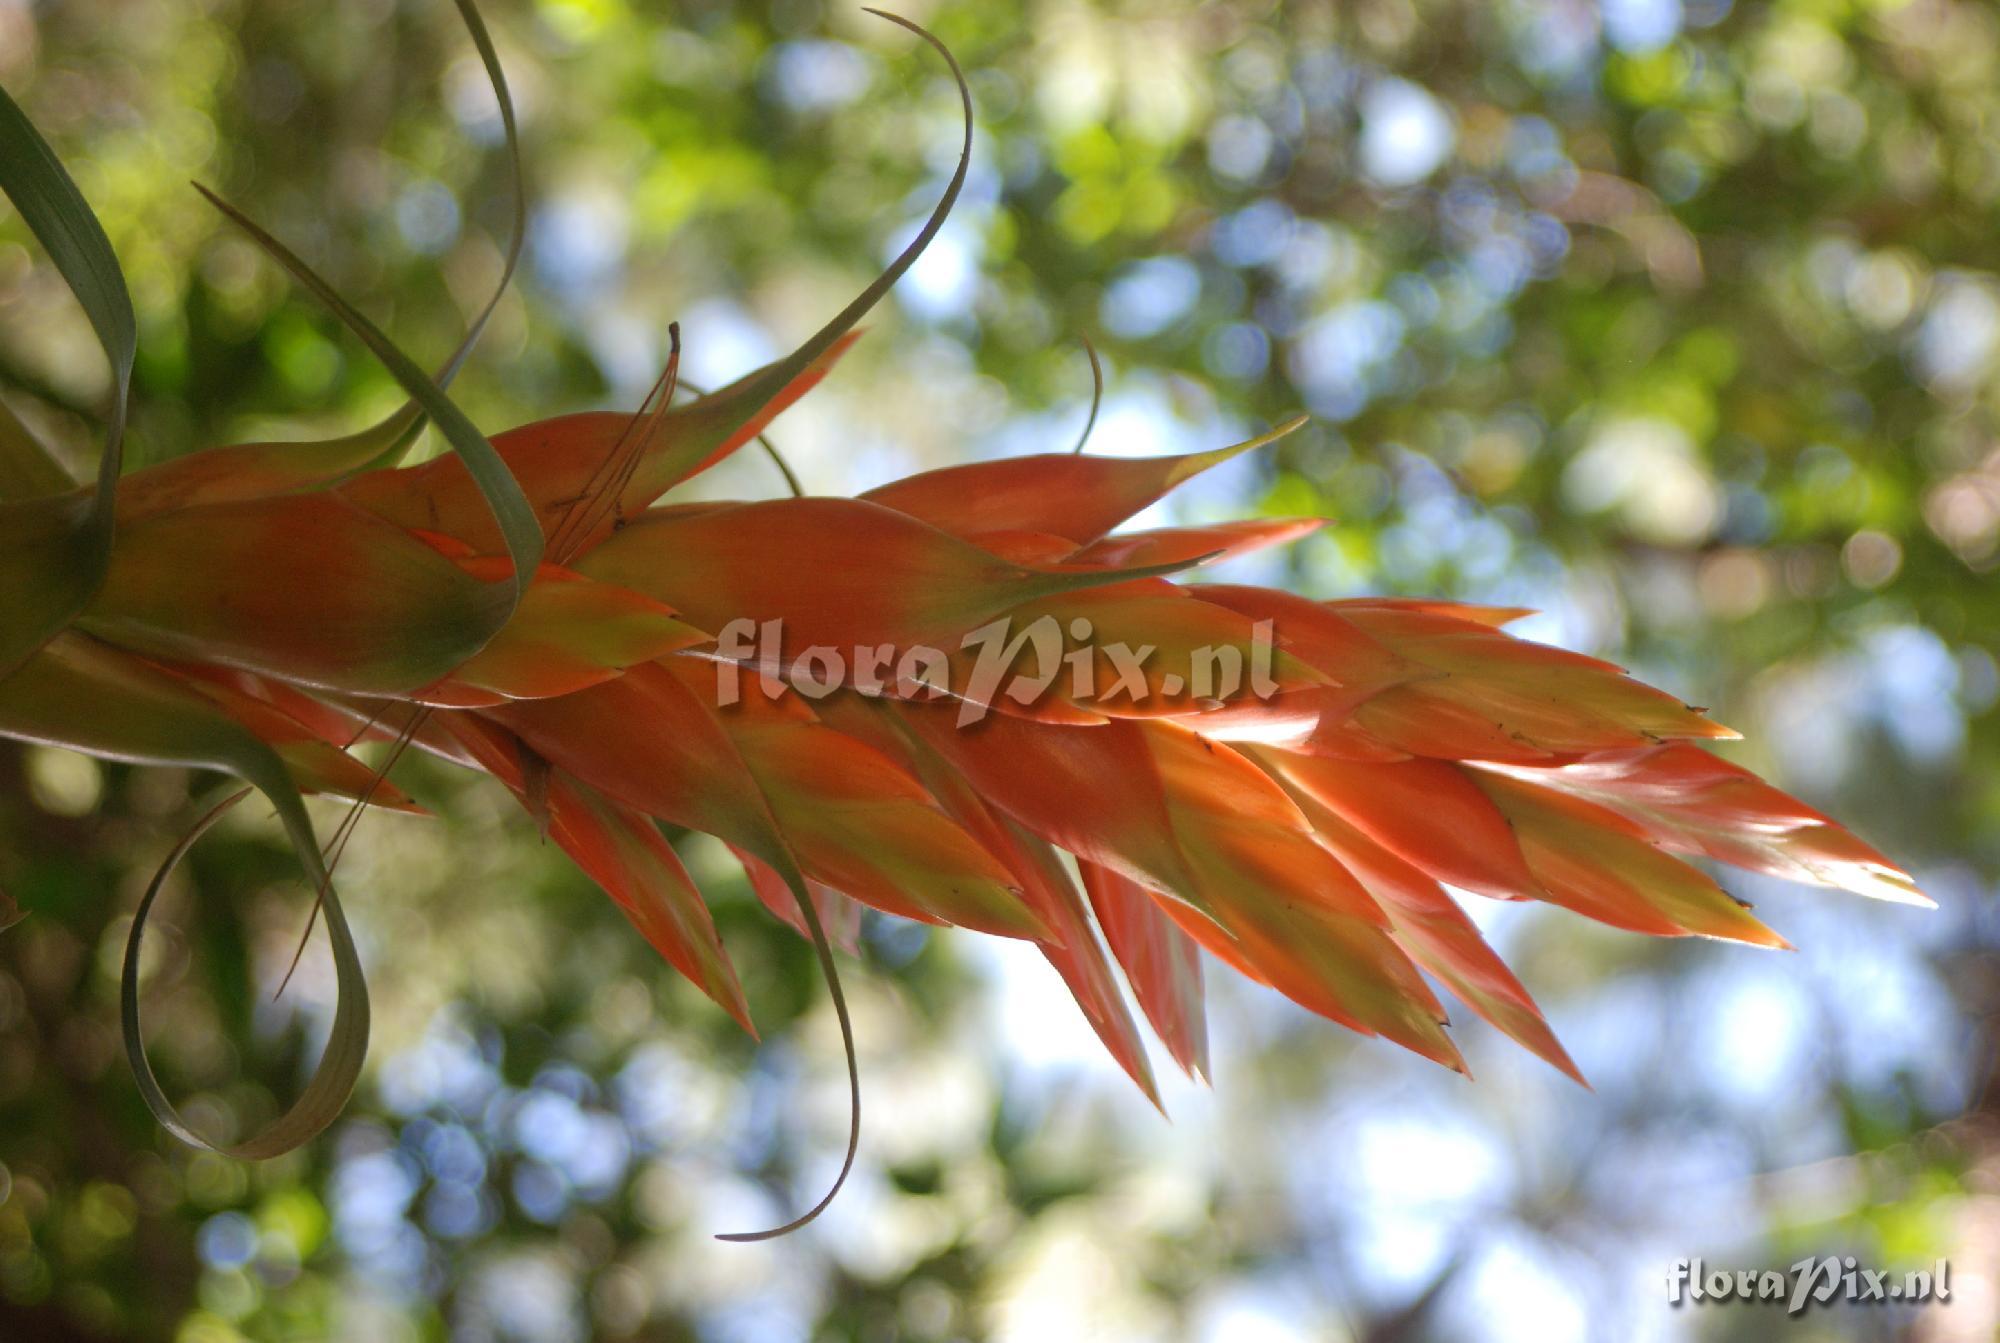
[191,184,545,607]
[0,81,135,674]
[113,0,529,519]
[0,633,370,1158]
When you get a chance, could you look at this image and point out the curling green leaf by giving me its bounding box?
[0,633,368,1157]
[0,81,135,676]
[113,0,528,520]
[191,185,544,605]
[596,8,976,505]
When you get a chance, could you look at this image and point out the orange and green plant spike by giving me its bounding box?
[0,3,1932,1243]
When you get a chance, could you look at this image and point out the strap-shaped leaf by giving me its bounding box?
[113,0,528,520]
[649,10,973,499]
[385,0,527,438]
[122,788,372,1158]
[332,8,973,558]
[0,397,79,501]
[189,182,543,604]
[0,81,134,674]
[0,633,368,1157]
[426,5,976,549]
[182,1,529,596]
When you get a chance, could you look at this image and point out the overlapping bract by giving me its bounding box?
[0,7,1927,1215]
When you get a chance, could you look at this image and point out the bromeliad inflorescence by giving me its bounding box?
[0,6,1927,1237]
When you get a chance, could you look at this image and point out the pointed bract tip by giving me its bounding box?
[1168,414,1311,486]
[1861,871,1936,908]
[1705,923,1792,951]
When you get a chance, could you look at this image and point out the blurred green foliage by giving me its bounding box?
[1,0,1998,1339]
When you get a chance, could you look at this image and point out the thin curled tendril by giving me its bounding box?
[301,0,531,474]
[713,879,860,1243]
[713,6,973,1242]
[122,787,372,1159]
[272,711,427,1001]
[1070,334,1104,454]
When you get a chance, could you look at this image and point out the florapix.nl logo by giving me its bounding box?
[704,614,1285,725]
[1668,1256,1951,1316]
